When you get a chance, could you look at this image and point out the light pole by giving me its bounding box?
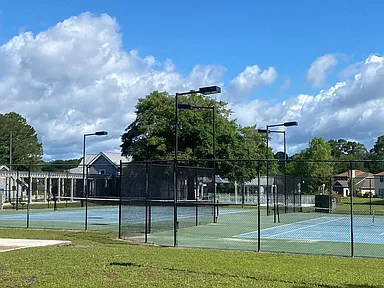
[83,130,108,231]
[258,129,284,222]
[259,121,298,216]
[174,86,221,245]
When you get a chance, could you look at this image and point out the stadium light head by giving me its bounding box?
[283,121,298,127]
[198,86,221,95]
[177,103,193,110]
[94,131,108,136]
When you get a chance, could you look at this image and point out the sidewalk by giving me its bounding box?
[0,238,71,252]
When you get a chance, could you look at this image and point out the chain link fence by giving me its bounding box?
[2,160,384,257]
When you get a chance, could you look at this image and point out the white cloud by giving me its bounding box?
[0,12,227,160]
[232,54,384,155]
[229,65,277,98]
[305,54,338,88]
[2,12,384,161]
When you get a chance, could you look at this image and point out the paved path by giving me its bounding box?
[0,238,71,252]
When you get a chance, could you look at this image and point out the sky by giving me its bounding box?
[0,0,384,160]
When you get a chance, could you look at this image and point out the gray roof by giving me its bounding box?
[334,180,348,187]
[0,165,9,171]
[68,152,131,174]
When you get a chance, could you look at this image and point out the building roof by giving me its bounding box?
[356,177,374,190]
[68,152,131,174]
[0,165,9,171]
[334,180,349,187]
[335,170,366,178]
[375,171,384,176]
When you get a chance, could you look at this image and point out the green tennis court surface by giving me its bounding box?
[2,205,384,257]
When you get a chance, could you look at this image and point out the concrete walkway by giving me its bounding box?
[0,238,71,252]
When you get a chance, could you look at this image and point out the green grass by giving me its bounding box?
[0,228,384,287]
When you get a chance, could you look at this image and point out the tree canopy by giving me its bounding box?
[121,91,268,182]
[0,112,43,169]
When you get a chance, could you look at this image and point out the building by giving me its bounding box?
[333,170,374,197]
[69,152,131,197]
[374,172,384,197]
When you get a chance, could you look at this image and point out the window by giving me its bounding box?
[99,169,106,175]
[380,176,384,183]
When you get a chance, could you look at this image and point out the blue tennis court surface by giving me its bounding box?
[239,216,384,244]
[0,207,248,224]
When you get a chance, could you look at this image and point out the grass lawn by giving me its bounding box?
[0,228,384,287]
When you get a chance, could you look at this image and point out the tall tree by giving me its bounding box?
[0,112,43,169]
[121,91,267,182]
[306,137,334,194]
[327,139,367,173]
[365,135,384,173]
[287,137,334,194]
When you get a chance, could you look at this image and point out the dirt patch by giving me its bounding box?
[0,246,19,252]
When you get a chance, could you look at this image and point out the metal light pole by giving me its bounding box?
[83,130,108,231]
[259,121,298,216]
[174,86,221,245]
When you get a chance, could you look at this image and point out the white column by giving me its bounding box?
[35,179,39,200]
[61,178,65,200]
[70,178,74,201]
[5,177,8,202]
[29,176,32,201]
[44,177,48,201]
[234,181,238,204]
[58,178,61,200]
[49,178,52,199]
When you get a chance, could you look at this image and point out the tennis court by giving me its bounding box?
[239,215,384,244]
[0,205,247,228]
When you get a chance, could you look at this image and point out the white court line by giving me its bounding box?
[238,216,342,237]
[263,217,346,239]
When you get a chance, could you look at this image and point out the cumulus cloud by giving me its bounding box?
[0,12,228,160]
[305,54,338,88]
[2,12,384,160]
[229,65,277,98]
[231,54,384,156]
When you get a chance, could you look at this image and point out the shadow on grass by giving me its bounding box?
[110,262,384,288]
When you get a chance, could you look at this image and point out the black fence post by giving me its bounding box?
[148,161,152,234]
[329,177,332,213]
[145,161,149,243]
[27,166,31,228]
[257,161,261,252]
[276,175,280,223]
[349,161,354,257]
[85,164,89,231]
[118,160,122,239]
[173,159,178,247]
[16,170,19,211]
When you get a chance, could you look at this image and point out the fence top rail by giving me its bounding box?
[122,159,384,164]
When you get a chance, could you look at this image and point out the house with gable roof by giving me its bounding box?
[333,169,374,197]
[69,152,131,176]
[69,152,131,197]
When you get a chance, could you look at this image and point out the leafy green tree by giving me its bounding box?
[0,112,43,169]
[41,159,81,172]
[365,136,384,173]
[327,139,367,173]
[287,137,334,194]
[306,137,334,194]
[121,91,267,182]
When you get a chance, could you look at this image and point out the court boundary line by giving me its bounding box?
[237,216,348,239]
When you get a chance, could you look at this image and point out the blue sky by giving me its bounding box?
[1,0,382,100]
[0,1,384,159]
